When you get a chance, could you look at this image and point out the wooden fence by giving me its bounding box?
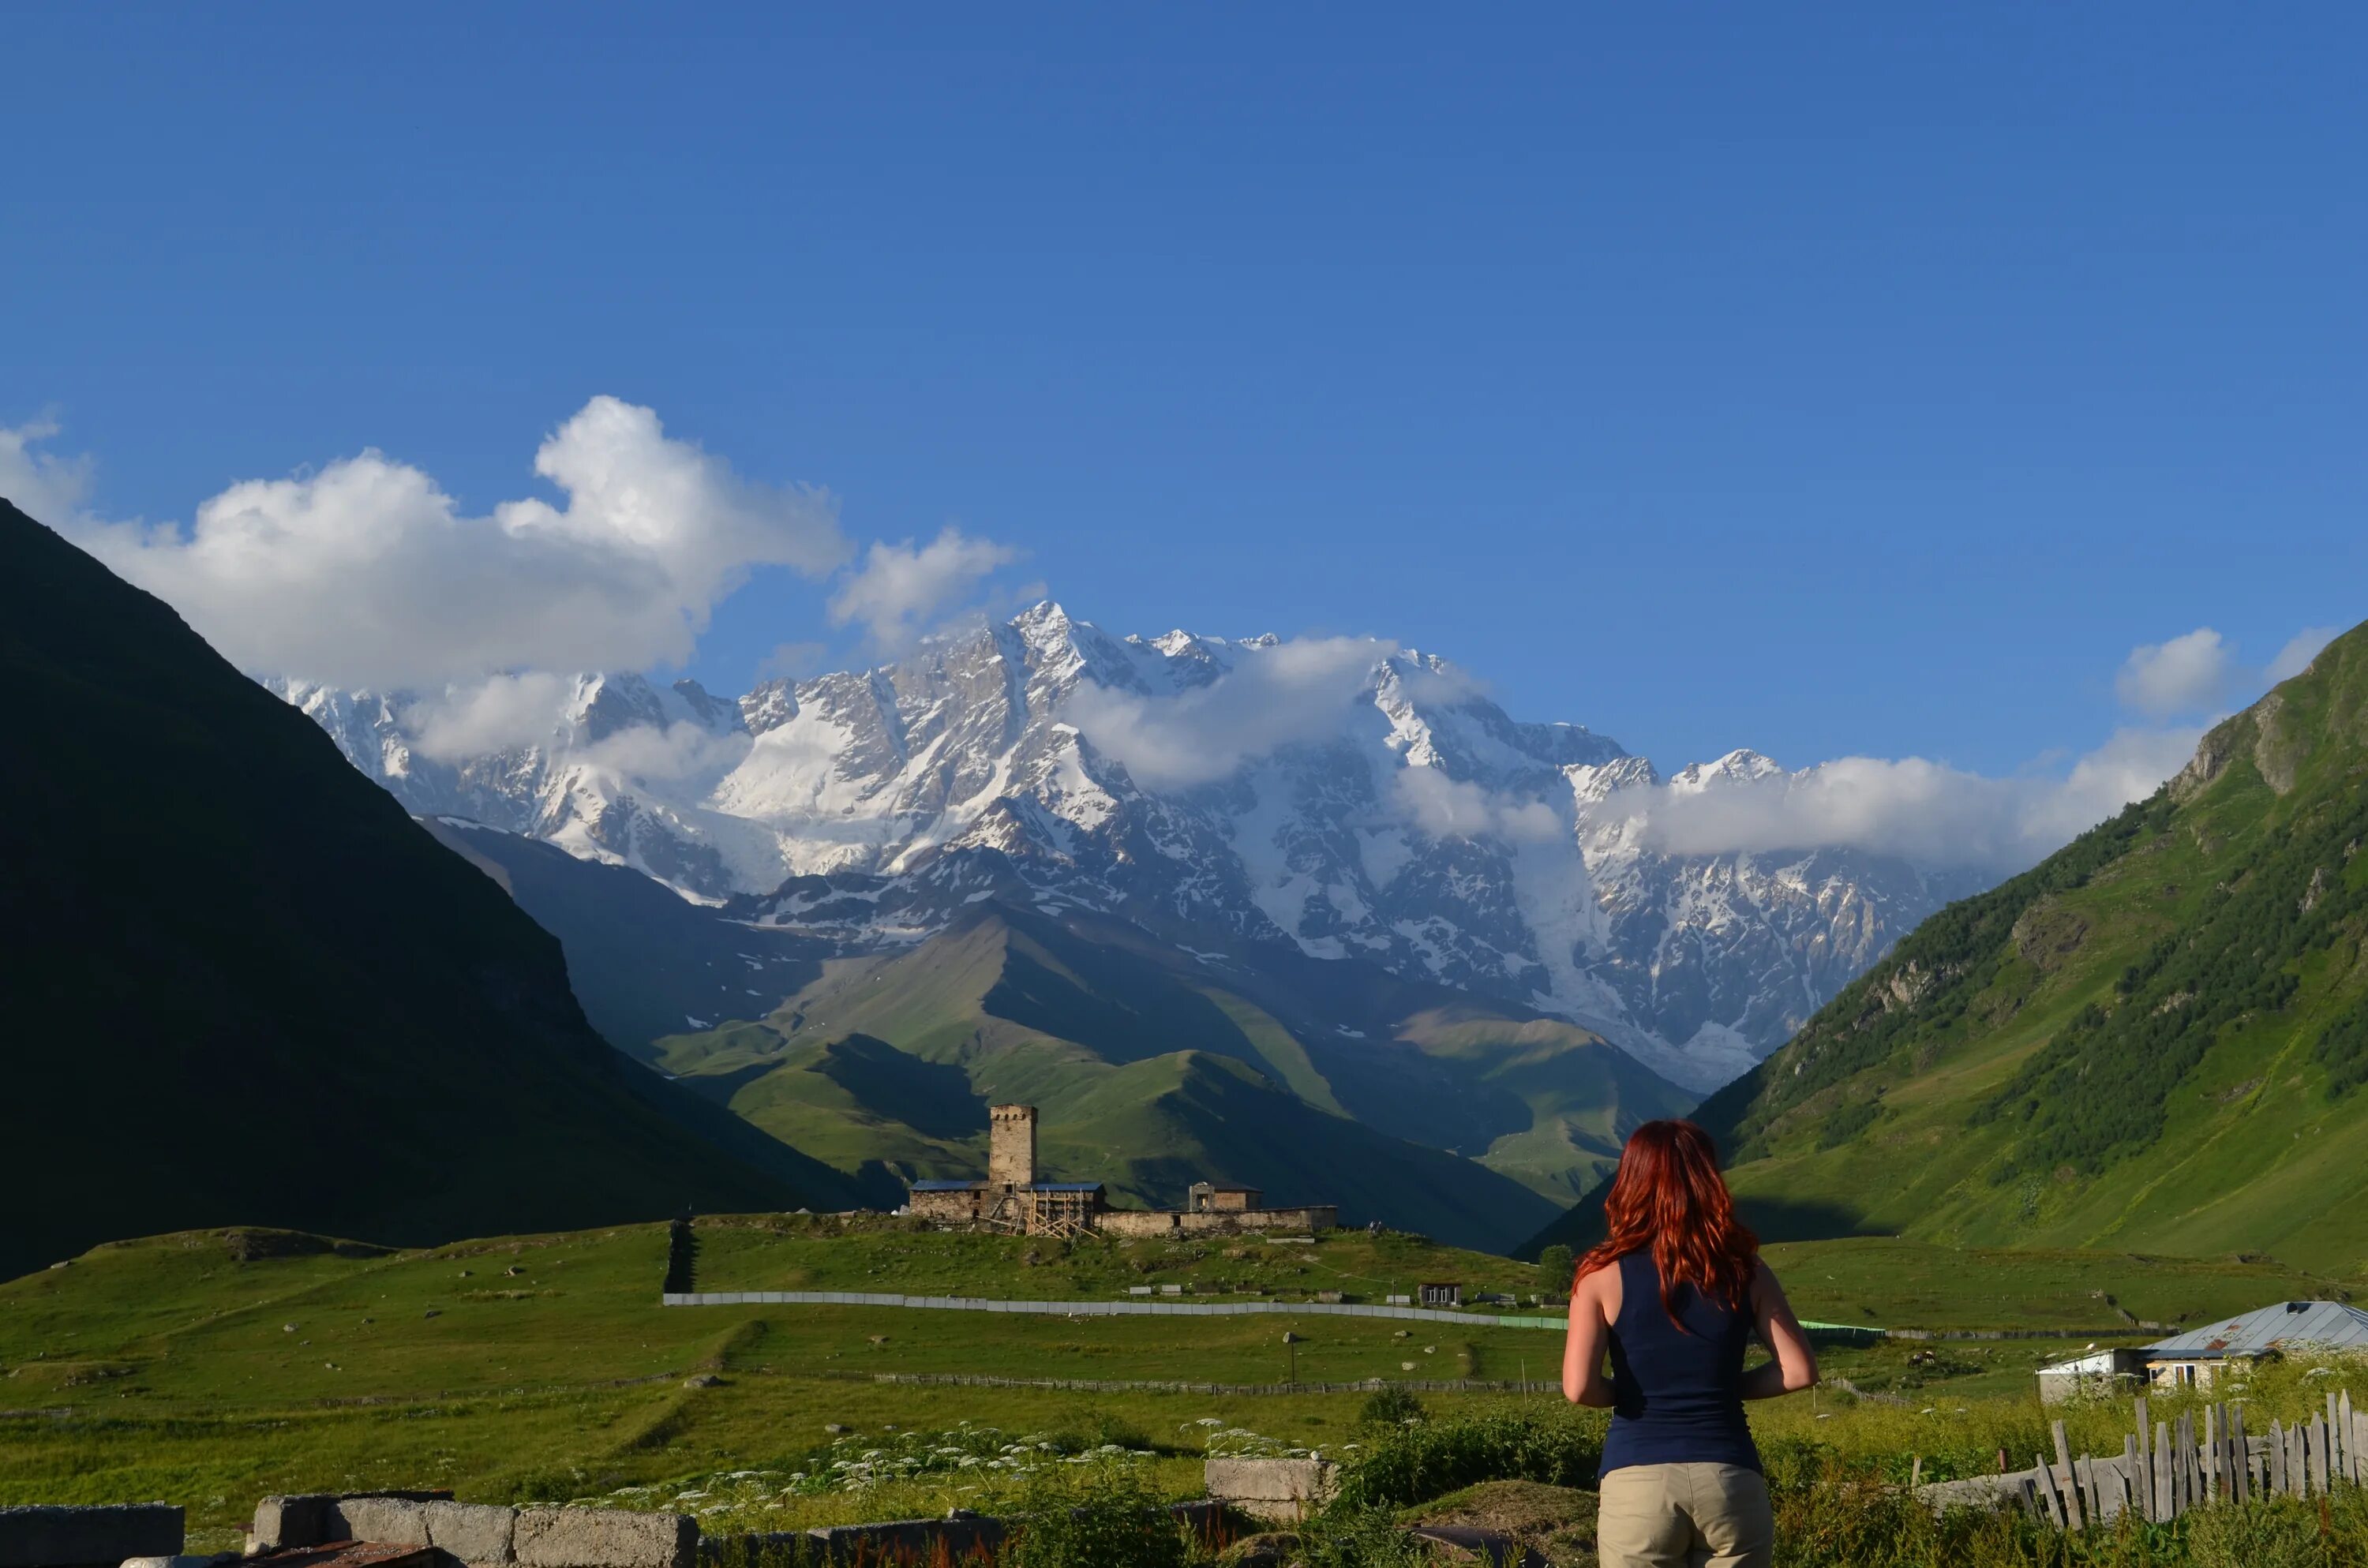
[1964,1391,2366,1529]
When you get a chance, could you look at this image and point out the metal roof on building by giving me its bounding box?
[908,1180,985,1192]
[1028,1182,1105,1192]
[2145,1300,2368,1360]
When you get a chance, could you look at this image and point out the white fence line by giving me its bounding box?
[661,1289,1568,1329]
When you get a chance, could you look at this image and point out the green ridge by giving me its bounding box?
[650,902,1692,1251]
[1527,617,2368,1271]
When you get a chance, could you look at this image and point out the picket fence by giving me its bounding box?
[1988,1390,2364,1529]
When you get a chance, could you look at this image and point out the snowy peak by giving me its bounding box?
[1669,749,1785,791]
[275,605,1974,1091]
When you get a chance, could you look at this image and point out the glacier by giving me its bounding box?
[271,602,1987,1091]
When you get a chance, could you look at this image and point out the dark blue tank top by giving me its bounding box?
[1598,1250,1760,1476]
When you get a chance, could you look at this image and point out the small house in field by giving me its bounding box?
[2139,1300,2368,1390]
[2036,1347,2149,1404]
[1418,1282,1462,1308]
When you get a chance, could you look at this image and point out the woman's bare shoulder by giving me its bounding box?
[1577,1252,1624,1315]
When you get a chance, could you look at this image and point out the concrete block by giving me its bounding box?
[322,1500,429,1549]
[422,1503,516,1566]
[0,1504,183,1567]
[514,1509,693,1568]
[1203,1458,1338,1524]
[249,1495,451,1555]
[248,1498,332,1554]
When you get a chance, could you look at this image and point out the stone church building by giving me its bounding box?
[905,1104,1335,1238]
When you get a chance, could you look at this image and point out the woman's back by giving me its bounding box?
[1601,1249,1759,1476]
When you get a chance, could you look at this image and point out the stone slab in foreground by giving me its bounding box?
[0,1504,184,1568]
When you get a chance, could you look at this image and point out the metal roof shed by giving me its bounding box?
[2141,1300,2368,1390]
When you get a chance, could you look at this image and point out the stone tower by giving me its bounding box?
[987,1104,1036,1188]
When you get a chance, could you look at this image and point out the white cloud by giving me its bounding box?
[404,672,582,759]
[1599,725,2202,871]
[405,672,752,782]
[579,720,754,784]
[1066,635,1395,789]
[0,417,100,529]
[2265,626,2340,683]
[828,527,1019,648]
[2115,627,2232,716]
[1393,767,1567,843]
[45,397,846,688]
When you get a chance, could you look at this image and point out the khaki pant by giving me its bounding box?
[1597,1462,1773,1568]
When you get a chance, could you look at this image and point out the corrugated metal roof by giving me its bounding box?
[908,1180,984,1192]
[1029,1182,1104,1192]
[2145,1300,2368,1359]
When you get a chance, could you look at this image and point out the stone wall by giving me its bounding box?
[1096,1205,1336,1238]
[905,1188,981,1225]
[250,1495,691,1568]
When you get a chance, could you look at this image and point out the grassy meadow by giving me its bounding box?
[2,1218,2362,1561]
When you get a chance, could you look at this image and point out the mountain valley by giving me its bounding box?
[1529,619,2368,1273]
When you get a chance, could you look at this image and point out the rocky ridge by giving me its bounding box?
[275,604,1983,1091]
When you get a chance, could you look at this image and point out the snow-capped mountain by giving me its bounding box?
[273,604,1983,1091]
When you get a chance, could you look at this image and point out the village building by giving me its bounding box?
[2036,1300,2368,1401]
[2138,1299,2368,1390]
[904,1104,1336,1238]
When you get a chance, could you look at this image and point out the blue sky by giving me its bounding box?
[4,5,2362,780]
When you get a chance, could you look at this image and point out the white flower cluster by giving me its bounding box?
[1188,1421,1317,1461]
[586,1423,1156,1525]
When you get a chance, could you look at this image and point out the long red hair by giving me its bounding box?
[1575,1119,1759,1328]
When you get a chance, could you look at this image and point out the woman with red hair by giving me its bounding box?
[1561,1119,1818,1568]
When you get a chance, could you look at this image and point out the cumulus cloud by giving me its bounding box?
[2265,626,2340,683]
[0,417,99,528]
[1393,767,1567,843]
[403,672,582,759]
[1598,726,2203,871]
[1066,636,1396,790]
[50,397,846,689]
[404,672,752,784]
[828,527,1020,648]
[2115,627,2232,716]
[578,720,754,783]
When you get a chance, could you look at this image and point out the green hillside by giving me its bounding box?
[648,903,1691,1252]
[0,501,853,1282]
[8,1218,2360,1548]
[1532,618,2368,1273]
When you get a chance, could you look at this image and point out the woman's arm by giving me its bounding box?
[1740,1261,1819,1401]
[1561,1263,1618,1406]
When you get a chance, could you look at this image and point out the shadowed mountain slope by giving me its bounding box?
[0,500,849,1281]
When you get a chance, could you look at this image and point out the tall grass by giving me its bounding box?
[1328,1405,1604,1511]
